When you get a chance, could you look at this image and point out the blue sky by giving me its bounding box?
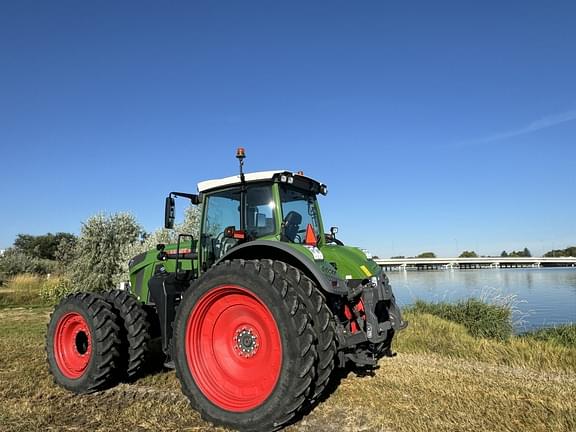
[1,1,574,257]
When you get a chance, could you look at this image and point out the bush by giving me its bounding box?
[39,277,76,305]
[0,249,56,276]
[69,213,141,293]
[405,298,513,340]
[0,250,38,275]
[520,324,576,348]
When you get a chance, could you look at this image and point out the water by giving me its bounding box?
[386,267,576,332]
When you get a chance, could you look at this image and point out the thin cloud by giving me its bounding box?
[459,109,576,145]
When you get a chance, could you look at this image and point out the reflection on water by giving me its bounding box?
[387,267,576,331]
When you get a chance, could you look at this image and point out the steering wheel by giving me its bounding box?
[214,231,225,245]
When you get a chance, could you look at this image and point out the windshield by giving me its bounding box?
[279,185,321,244]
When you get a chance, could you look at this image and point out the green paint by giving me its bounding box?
[128,175,381,302]
[320,245,381,280]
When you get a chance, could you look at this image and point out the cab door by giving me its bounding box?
[199,187,241,272]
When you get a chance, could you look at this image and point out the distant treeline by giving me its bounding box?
[544,246,576,257]
[500,248,531,257]
[390,246,576,259]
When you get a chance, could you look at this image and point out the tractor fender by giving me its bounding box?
[216,240,346,295]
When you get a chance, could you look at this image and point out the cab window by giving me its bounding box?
[246,185,276,238]
[279,186,320,244]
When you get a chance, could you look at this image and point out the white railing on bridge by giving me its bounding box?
[374,256,576,268]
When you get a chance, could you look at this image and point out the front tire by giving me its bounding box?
[46,292,122,393]
[173,259,317,431]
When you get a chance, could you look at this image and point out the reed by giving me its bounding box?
[405,298,513,340]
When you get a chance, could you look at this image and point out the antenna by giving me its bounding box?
[236,147,247,232]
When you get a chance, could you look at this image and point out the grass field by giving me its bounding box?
[0,281,575,431]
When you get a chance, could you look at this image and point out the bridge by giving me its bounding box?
[374,256,576,271]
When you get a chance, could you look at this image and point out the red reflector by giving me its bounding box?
[233,230,246,240]
[165,248,193,255]
[304,223,316,246]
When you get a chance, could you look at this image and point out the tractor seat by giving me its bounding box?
[283,211,302,242]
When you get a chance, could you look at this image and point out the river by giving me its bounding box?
[386,267,576,332]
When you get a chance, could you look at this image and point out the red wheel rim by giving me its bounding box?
[54,312,92,379]
[185,285,282,412]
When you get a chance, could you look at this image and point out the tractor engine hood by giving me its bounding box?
[319,245,381,281]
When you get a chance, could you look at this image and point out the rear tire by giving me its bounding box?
[173,259,317,432]
[46,292,121,393]
[105,289,153,381]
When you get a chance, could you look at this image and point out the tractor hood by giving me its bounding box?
[319,244,381,280]
[280,242,381,281]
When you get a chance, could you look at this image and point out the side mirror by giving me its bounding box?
[165,196,175,229]
[330,226,339,237]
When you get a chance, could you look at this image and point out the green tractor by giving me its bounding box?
[46,148,407,431]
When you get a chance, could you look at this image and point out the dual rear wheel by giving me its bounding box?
[46,259,338,431]
[46,290,155,393]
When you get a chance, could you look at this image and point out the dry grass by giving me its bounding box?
[0,308,574,432]
[0,275,47,307]
[295,353,576,432]
[0,275,72,308]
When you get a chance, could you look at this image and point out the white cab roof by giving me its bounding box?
[197,170,321,193]
[198,170,284,192]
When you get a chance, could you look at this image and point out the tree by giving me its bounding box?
[417,252,436,258]
[544,246,576,257]
[459,251,478,258]
[14,232,76,260]
[179,204,201,239]
[69,213,141,292]
[54,235,78,269]
[501,251,508,257]
[507,248,531,257]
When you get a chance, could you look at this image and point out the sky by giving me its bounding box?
[1,1,575,258]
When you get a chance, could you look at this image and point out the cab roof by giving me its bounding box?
[197,170,323,193]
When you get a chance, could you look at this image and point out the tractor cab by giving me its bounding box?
[195,169,328,271]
